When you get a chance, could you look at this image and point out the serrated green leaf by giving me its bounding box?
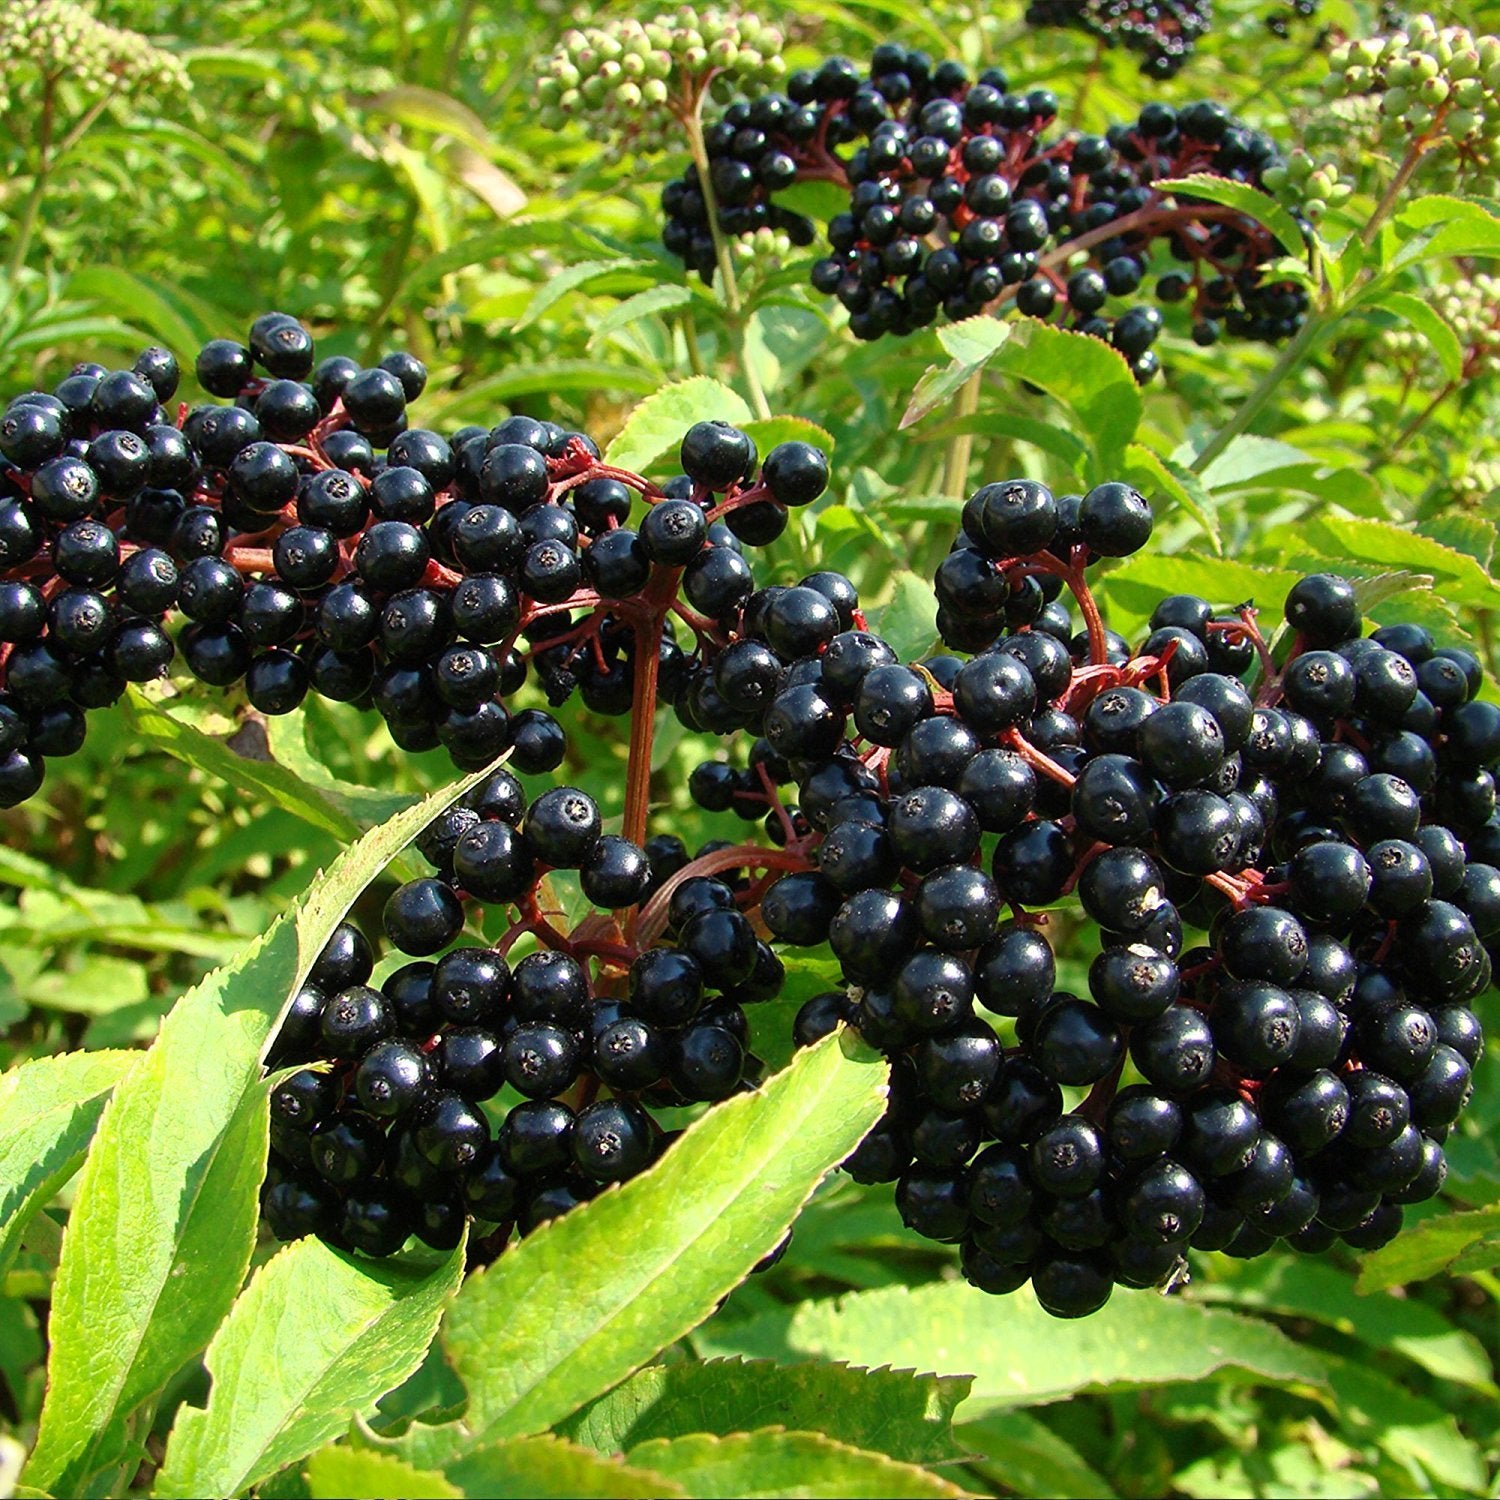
[1393,195,1500,263]
[1125,444,1221,554]
[1196,434,1320,492]
[740,416,836,457]
[587,285,693,350]
[872,573,939,663]
[624,1430,969,1499]
[1154,176,1307,261]
[560,1358,969,1465]
[697,1282,1326,1413]
[1303,514,1500,610]
[306,1448,460,1499]
[1356,1203,1500,1292]
[1370,291,1464,383]
[604,378,754,474]
[125,689,364,841]
[262,711,422,831]
[900,317,1011,429]
[156,1237,465,1498]
[444,1435,685,1498]
[514,258,654,332]
[984,320,1143,473]
[0,1051,134,1281]
[439,1032,888,1446]
[24,762,496,1496]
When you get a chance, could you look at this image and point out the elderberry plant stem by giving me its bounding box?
[4,74,57,298]
[680,94,773,420]
[943,369,984,499]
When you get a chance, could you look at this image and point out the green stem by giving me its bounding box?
[1190,311,1326,475]
[1362,135,1431,247]
[679,91,772,420]
[4,74,58,295]
[1386,378,1455,464]
[681,306,707,377]
[943,369,983,499]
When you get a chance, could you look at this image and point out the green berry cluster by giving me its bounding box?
[0,0,189,111]
[537,8,785,158]
[1382,271,1500,377]
[1323,16,1500,182]
[1261,148,1353,225]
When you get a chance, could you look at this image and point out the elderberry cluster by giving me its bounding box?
[263,766,784,1256]
[717,480,1493,1318]
[1025,0,1213,78]
[660,47,1308,368]
[0,316,829,807]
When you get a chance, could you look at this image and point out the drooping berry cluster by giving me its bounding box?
[1025,0,1213,78]
[263,766,788,1257]
[0,316,830,806]
[660,48,1309,369]
[735,487,1493,1317]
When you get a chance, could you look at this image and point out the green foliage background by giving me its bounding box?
[1,0,1499,1495]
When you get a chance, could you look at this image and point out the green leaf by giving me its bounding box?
[872,573,939,663]
[698,1282,1326,1414]
[604,378,754,475]
[444,1436,685,1498]
[560,1358,970,1465]
[1318,1349,1488,1495]
[402,363,664,422]
[306,1448,460,1499]
[439,1031,888,1445]
[1196,434,1320,492]
[958,1410,1116,1500]
[985,320,1144,472]
[1370,291,1464,383]
[514,258,655,332]
[1393,195,1500,263]
[156,1237,465,1499]
[1124,444,1222,555]
[740,416,836,458]
[64,267,218,359]
[587,285,693,350]
[1356,1203,1500,1292]
[124,690,364,841]
[261,710,422,832]
[624,1430,969,1499]
[900,317,1010,429]
[364,86,492,152]
[1302,514,1500,610]
[1197,1257,1494,1391]
[1099,554,1302,639]
[1153,175,1307,260]
[24,762,496,1496]
[0,1051,134,1280]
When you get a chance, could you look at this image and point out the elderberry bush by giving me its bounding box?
[1,318,1492,1317]
[660,47,1308,367]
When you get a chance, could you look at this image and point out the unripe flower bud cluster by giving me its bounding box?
[0,0,189,112]
[1324,16,1500,184]
[537,8,786,159]
[1380,272,1500,378]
